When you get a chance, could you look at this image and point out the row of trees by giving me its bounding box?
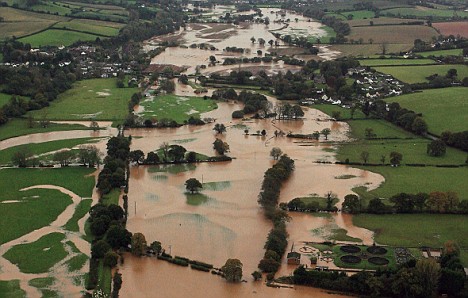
[293,240,466,297]
[96,136,130,195]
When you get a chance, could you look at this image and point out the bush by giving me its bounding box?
[188,260,213,269]
[232,110,245,118]
[191,264,211,272]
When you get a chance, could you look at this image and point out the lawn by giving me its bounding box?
[0,118,91,141]
[140,94,217,124]
[0,167,95,244]
[0,137,101,165]
[358,166,468,199]
[0,280,25,298]
[416,48,463,57]
[4,232,68,273]
[19,29,100,47]
[373,64,468,84]
[29,78,138,121]
[359,58,435,66]
[353,214,468,249]
[348,25,437,44]
[385,87,468,135]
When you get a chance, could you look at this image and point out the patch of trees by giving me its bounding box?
[97,136,130,195]
[257,155,295,275]
[441,130,468,152]
[293,240,466,297]
[222,56,274,65]
[301,9,350,43]
[275,103,304,120]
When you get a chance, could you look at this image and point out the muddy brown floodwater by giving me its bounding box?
[119,93,383,297]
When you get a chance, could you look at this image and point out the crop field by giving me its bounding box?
[0,167,95,244]
[433,22,468,38]
[382,6,468,19]
[347,17,421,26]
[53,19,123,36]
[416,48,463,57]
[139,94,217,124]
[19,29,101,47]
[348,25,438,44]
[385,87,468,135]
[359,58,435,66]
[373,64,468,83]
[353,214,468,249]
[0,7,69,39]
[29,78,138,121]
[331,44,413,57]
[31,2,72,15]
[0,137,101,165]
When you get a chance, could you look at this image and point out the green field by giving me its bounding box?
[53,20,121,36]
[385,87,468,135]
[382,7,468,18]
[0,137,101,165]
[0,167,95,244]
[374,64,468,83]
[354,214,468,248]
[0,118,92,141]
[359,58,436,66]
[342,10,376,20]
[0,93,13,107]
[331,44,413,57]
[311,104,365,120]
[29,78,138,121]
[4,233,68,273]
[416,48,463,57]
[0,280,25,298]
[346,119,415,139]
[19,29,100,47]
[140,94,217,123]
[63,199,93,232]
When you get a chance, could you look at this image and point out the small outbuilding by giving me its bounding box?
[287,252,301,265]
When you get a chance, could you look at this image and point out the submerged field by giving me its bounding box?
[29,78,138,121]
[385,87,468,135]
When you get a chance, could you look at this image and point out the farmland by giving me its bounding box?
[52,19,123,36]
[385,87,468,135]
[433,22,468,38]
[19,29,102,47]
[359,58,436,66]
[331,43,412,57]
[416,48,463,57]
[346,17,421,27]
[373,64,468,83]
[381,6,468,19]
[348,25,438,44]
[29,78,138,121]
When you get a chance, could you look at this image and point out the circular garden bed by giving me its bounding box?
[340,255,362,264]
[340,245,361,253]
[367,246,387,255]
[368,257,389,266]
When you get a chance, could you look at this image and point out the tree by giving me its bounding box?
[103,251,119,268]
[90,121,100,131]
[53,150,75,167]
[186,151,197,163]
[414,258,440,298]
[178,74,189,84]
[258,38,265,46]
[380,41,388,55]
[390,151,402,166]
[185,178,202,193]
[78,145,102,167]
[342,194,360,213]
[268,39,274,47]
[252,271,262,281]
[427,191,449,213]
[112,271,122,298]
[213,123,226,134]
[213,138,229,155]
[270,147,282,160]
[222,259,243,282]
[412,117,428,135]
[325,191,337,210]
[321,128,331,140]
[150,241,162,255]
[312,131,320,140]
[129,150,145,165]
[91,240,111,259]
[159,142,170,161]
[145,151,160,164]
[427,139,446,157]
[380,155,386,165]
[365,127,376,139]
[12,148,32,167]
[331,111,341,120]
[367,198,389,214]
[131,233,147,256]
[360,151,370,164]
[168,145,187,162]
[160,79,175,93]
[250,36,256,44]
[106,225,131,249]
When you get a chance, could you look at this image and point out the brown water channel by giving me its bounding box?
[120,98,383,297]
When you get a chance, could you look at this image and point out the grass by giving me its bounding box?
[97,260,112,294]
[296,196,339,209]
[29,78,138,121]
[348,25,437,44]
[63,199,93,232]
[330,44,413,57]
[382,7,468,18]
[358,166,468,199]
[347,17,421,27]
[347,118,415,139]
[0,118,92,141]
[0,137,101,165]
[342,10,376,20]
[311,104,365,120]
[307,25,336,44]
[4,232,67,273]
[148,163,196,175]
[19,29,101,47]
[358,58,435,66]
[29,277,55,288]
[330,228,362,242]
[353,214,468,249]
[0,93,14,107]
[185,193,212,206]
[373,64,468,84]
[65,253,88,272]
[140,94,217,124]
[385,87,468,135]
[100,189,121,206]
[53,20,121,36]
[416,48,463,57]
[0,167,95,244]
[0,280,25,298]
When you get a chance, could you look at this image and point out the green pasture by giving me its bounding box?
[4,232,68,273]
[0,137,101,165]
[295,196,339,209]
[416,48,463,57]
[0,280,25,298]
[342,10,375,20]
[19,29,100,47]
[347,119,416,139]
[0,167,95,244]
[29,78,138,121]
[0,118,91,141]
[382,7,468,18]
[140,94,217,124]
[63,199,93,232]
[53,21,121,36]
[65,253,88,272]
[374,64,468,83]
[331,44,413,57]
[385,87,468,135]
[0,93,13,107]
[359,58,435,66]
